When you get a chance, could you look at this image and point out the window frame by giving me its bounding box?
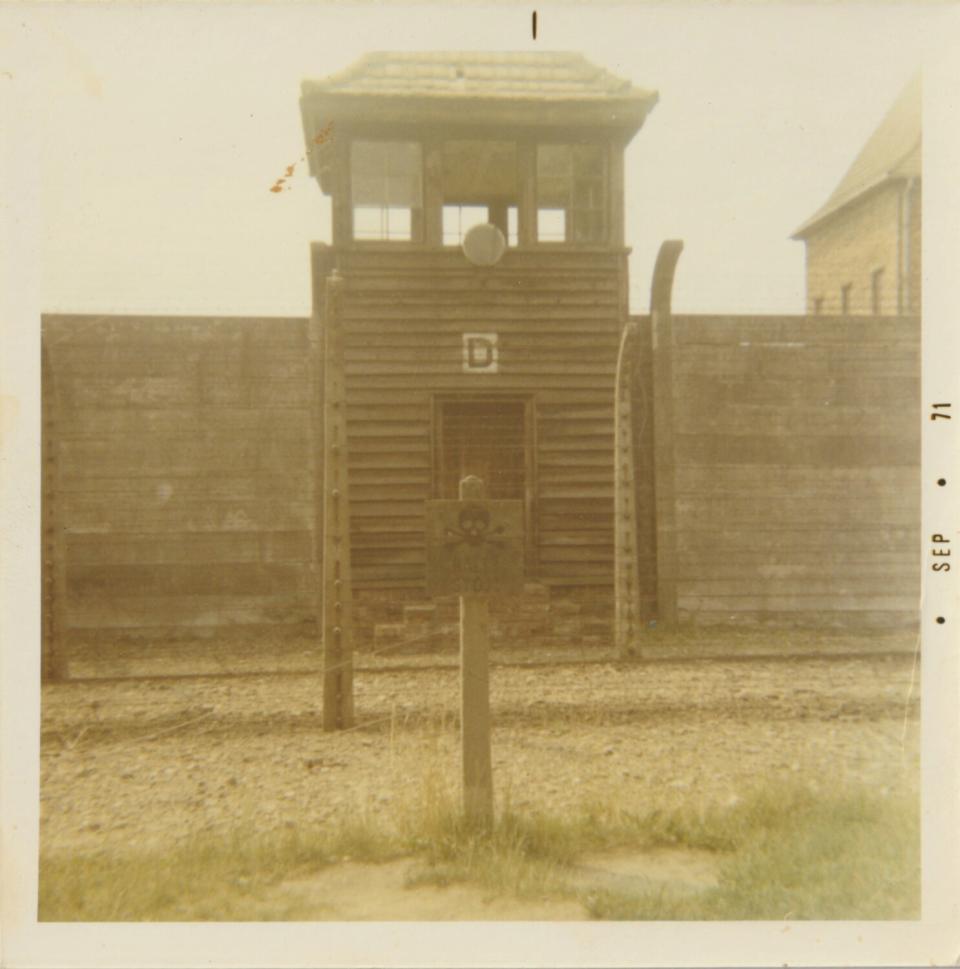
[430,392,538,570]
[438,138,521,248]
[340,131,616,251]
[871,267,884,316]
[840,283,853,316]
[348,138,425,245]
[534,141,610,247]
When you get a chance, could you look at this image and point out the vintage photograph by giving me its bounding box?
[4,1,959,962]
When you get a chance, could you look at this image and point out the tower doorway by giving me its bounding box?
[433,395,535,559]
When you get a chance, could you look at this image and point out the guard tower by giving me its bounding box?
[300,52,658,630]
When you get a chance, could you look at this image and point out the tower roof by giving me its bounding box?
[793,74,921,239]
[300,51,658,135]
[304,51,654,102]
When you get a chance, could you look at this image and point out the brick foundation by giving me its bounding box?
[354,584,614,654]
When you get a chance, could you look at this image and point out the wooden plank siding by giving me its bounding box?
[41,315,320,643]
[653,313,921,628]
[323,245,629,590]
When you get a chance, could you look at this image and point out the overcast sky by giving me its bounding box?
[11,2,954,316]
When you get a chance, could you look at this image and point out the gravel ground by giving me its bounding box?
[40,650,920,858]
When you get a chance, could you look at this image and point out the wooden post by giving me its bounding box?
[425,478,523,828]
[423,139,444,248]
[330,141,352,248]
[321,270,354,730]
[458,475,494,828]
[309,243,335,657]
[517,141,536,248]
[41,343,69,682]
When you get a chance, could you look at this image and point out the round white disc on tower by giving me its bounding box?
[462,223,507,267]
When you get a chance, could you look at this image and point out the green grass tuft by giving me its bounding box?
[581,784,920,921]
[39,826,335,921]
[40,780,919,921]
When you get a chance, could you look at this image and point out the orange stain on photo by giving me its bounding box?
[269,122,334,193]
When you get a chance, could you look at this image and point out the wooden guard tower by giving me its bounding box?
[300,52,658,621]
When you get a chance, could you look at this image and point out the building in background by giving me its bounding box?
[793,74,921,317]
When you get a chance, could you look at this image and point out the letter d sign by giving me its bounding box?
[462,333,499,373]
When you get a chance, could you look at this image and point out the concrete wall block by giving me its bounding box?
[44,314,319,645]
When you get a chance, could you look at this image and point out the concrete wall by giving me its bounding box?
[649,312,921,627]
[42,307,921,651]
[907,181,922,315]
[803,180,921,316]
[42,315,319,645]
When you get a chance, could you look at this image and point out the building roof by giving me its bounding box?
[793,74,921,239]
[303,51,656,103]
[300,51,658,146]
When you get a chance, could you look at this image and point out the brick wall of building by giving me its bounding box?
[907,180,922,315]
[804,183,901,316]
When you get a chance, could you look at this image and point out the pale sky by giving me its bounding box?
[10,2,954,316]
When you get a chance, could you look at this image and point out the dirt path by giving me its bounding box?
[260,846,720,920]
[271,858,588,920]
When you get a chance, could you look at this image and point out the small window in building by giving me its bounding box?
[871,268,884,315]
[507,206,518,247]
[441,140,518,246]
[537,209,566,242]
[813,297,824,316]
[443,205,488,246]
[840,283,852,316]
[353,206,412,241]
[351,140,422,242]
[536,144,607,244]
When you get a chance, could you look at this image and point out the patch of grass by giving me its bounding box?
[39,825,336,921]
[402,808,586,898]
[328,811,399,864]
[581,784,920,921]
[394,766,577,896]
[40,780,919,921]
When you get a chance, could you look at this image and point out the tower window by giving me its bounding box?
[442,204,519,247]
[871,268,884,315]
[536,144,607,244]
[443,205,489,246]
[352,206,412,241]
[350,140,422,241]
[840,283,852,316]
[536,209,566,242]
[507,207,518,247]
[441,140,518,246]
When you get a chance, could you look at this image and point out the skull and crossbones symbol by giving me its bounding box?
[444,502,508,548]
